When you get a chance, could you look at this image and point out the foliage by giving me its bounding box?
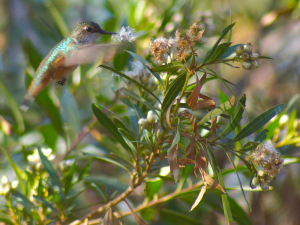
[0,1,300,225]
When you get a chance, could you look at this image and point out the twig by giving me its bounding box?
[70,152,156,225]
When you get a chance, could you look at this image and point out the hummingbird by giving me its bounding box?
[21,21,119,111]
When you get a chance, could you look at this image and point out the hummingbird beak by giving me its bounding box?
[98,29,118,35]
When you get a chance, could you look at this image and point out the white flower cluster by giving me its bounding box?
[149,23,204,63]
[125,61,156,91]
[0,176,18,196]
[111,26,137,42]
[250,140,284,190]
[138,111,157,129]
[27,148,55,171]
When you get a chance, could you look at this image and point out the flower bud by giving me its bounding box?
[257,170,264,177]
[242,61,252,70]
[244,43,252,54]
[250,176,259,189]
[240,53,250,61]
[147,111,156,125]
[1,176,8,185]
[138,118,148,128]
[235,45,244,56]
[249,53,259,61]
[259,179,269,191]
[251,60,260,68]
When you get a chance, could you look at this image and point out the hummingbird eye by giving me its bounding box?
[86,27,92,32]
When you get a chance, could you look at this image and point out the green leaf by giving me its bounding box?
[203,23,236,63]
[82,152,132,176]
[118,88,160,118]
[0,80,24,133]
[159,209,200,225]
[12,192,35,214]
[22,39,43,70]
[207,145,225,188]
[92,104,134,157]
[33,195,59,214]
[0,212,14,224]
[258,56,273,60]
[152,61,184,72]
[209,42,232,62]
[84,175,127,192]
[219,44,244,60]
[238,142,260,152]
[0,146,25,193]
[126,50,164,87]
[224,150,251,210]
[216,95,246,139]
[254,129,268,143]
[146,178,163,199]
[233,104,285,142]
[64,159,76,195]
[198,96,235,126]
[162,71,187,112]
[99,64,161,103]
[228,196,252,225]
[222,194,233,223]
[38,147,63,190]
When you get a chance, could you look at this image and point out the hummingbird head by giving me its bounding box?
[70,21,117,44]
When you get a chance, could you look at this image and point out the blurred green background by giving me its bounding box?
[0,0,300,224]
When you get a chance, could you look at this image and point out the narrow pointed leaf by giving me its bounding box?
[233,104,285,142]
[203,23,236,63]
[217,95,246,139]
[152,61,184,72]
[209,42,232,62]
[198,96,235,126]
[222,194,233,223]
[92,104,134,157]
[224,149,251,210]
[99,64,160,102]
[162,72,187,111]
[82,152,132,175]
[38,147,63,190]
[190,184,207,211]
[64,159,76,195]
[33,195,59,214]
[219,44,244,60]
[254,129,268,143]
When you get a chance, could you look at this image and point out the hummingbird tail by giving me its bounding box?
[20,98,34,112]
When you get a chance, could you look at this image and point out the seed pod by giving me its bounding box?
[250,52,259,61]
[240,53,250,61]
[147,111,156,125]
[235,45,244,56]
[250,176,259,189]
[251,60,260,68]
[242,61,252,70]
[257,170,264,177]
[244,43,252,53]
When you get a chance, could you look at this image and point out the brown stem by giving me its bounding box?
[70,152,156,225]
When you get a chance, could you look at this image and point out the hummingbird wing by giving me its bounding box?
[63,44,127,66]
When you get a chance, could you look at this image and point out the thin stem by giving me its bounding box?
[70,152,156,225]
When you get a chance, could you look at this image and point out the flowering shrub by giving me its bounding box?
[0,17,298,225]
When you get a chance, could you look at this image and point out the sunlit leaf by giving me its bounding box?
[233,104,285,142]
[33,195,59,214]
[38,147,63,190]
[222,194,233,223]
[152,61,184,72]
[162,71,186,111]
[198,96,235,126]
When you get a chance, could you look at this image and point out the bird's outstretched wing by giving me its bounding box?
[63,43,128,66]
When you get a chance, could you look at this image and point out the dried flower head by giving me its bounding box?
[149,23,204,63]
[250,140,284,190]
[149,38,170,63]
[111,26,137,42]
